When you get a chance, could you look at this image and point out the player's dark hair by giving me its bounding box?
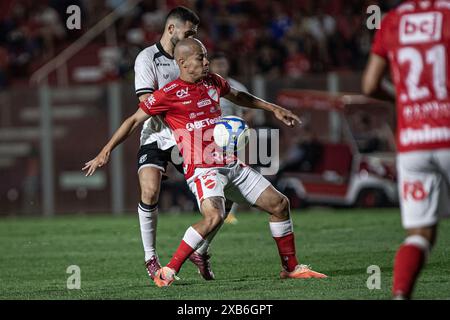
[165,6,200,26]
[209,52,228,62]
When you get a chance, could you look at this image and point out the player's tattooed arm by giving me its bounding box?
[82,108,149,176]
[224,87,301,127]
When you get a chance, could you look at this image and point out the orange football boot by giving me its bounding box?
[280,264,328,279]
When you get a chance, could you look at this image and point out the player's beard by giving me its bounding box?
[170,35,181,48]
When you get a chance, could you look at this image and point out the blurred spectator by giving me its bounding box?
[283,39,310,78]
[33,4,66,59]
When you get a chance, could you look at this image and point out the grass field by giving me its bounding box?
[0,208,449,300]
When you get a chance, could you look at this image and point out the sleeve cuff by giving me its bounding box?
[136,88,154,97]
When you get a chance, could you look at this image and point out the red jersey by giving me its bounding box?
[371,0,450,152]
[139,73,233,179]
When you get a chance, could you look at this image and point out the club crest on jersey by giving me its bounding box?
[400,12,442,44]
[176,88,189,99]
[204,179,216,189]
[207,88,219,102]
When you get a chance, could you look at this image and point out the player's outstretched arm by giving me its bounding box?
[82,108,149,176]
[223,87,301,127]
[362,54,395,102]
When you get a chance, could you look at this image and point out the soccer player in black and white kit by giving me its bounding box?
[132,7,215,281]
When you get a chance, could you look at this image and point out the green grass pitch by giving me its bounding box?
[0,208,449,300]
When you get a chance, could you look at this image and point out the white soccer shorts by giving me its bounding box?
[187,161,271,210]
[397,149,450,229]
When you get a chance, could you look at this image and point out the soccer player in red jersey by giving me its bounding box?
[362,0,450,299]
[84,38,327,286]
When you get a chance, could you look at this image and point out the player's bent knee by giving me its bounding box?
[141,187,160,205]
[272,195,290,218]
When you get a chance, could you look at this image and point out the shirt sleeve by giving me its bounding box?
[139,90,169,116]
[210,73,231,97]
[371,14,389,59]
[134,50,157,97]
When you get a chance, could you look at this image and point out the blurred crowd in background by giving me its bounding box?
[0,0,402,89]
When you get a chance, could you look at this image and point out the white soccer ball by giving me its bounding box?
[213,116,250,152]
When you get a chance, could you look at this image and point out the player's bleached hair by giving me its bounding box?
[165,6,200,26]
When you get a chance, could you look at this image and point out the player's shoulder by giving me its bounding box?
[380,1,450,32]
[391,0,450,15]
[205,73,228,86]
[135,44,159,65]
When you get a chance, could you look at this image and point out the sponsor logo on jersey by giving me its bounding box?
[185,116,221,131]
[207,88,219,102]
[139,154,147,164]
[182,100,192,105]
[189,111,206,119]
[156,63,171,66]
[210,105,219,113]
[163,83,178,92]
[163,74,169,79]
[400,12,442,44]
[176,88,190,99]
[145,94,156,107]
[197,98,212,108]
[400,125,450,146]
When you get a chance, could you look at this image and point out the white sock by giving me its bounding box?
[183,226,205,249]
[269,219,293,237]
[195,222,223,255]
[138,201,158,262]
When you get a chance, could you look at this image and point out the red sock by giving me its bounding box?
[392,244,426,298]
[167,240,196,273]
[273,233,298,272]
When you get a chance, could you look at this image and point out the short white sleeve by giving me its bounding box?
[134,48,157,97]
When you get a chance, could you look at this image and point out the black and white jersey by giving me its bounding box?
[134,42,180,149]
[220,77,249,118]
